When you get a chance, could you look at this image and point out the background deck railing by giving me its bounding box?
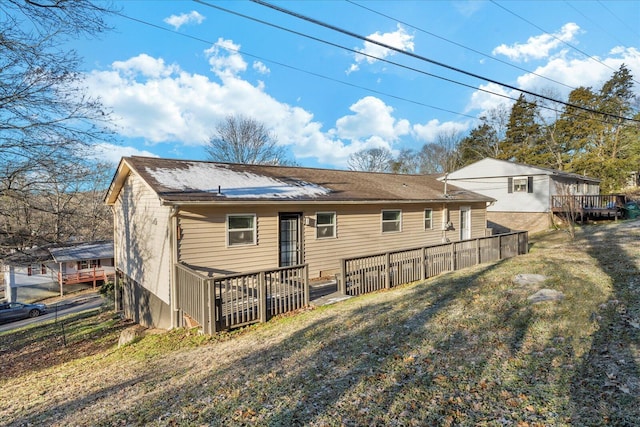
[175,263,309,334]
[338,231,528,297]
[551,194,626,211]
[58,267,115,287]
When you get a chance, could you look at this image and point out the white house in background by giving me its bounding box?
[441,158,601,233]
[2,240,115,303]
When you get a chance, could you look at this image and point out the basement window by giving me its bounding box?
[227,214,257,246]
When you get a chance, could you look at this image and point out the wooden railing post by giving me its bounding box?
[209,279,217,334]
[339,258,347,294]
[303,264,309,306]
[421,247,427,280]
[202,277,209,335]
[385,252,391,289]
[259,271,267,323]
[450,242,455,272]
[476,238,481,265]
[498,235,503,260]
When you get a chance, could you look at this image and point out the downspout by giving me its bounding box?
[169,205,180,329]
[111,206,119,313]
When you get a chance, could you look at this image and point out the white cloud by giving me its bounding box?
[205,38,248,79]
[348,24,414,73]
[163,11,205,30]
[253,61,270,75]
[467,82,513,114]
[516,46,640,92]
[492,23,581,62]
[334,97,410,143]
[92,143,158,165]
[84,49,382,167]
[412,119,470,143]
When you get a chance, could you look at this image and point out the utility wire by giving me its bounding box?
[490,0,640,87]
[246,0,639,124]
[596,0,640,41]
[346,0,576,91]
[564,1,627,48]
[114,11,478,120]
[192,1,531,106]
[195,0,636,126]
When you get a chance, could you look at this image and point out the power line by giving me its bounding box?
[246,0,639,124]
[192,1,535,106]
[346,0,576,91]
[490,0,640,87]
[193,0,634,126]
[596,0,640,41]
[564,1,627,48]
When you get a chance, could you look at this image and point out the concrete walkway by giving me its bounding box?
[309,280,352,306]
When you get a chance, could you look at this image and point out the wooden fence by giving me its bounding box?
[338,231,528,297]
[175,263,309,334]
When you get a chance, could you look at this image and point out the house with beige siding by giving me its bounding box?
[442,158,601,233]
[3,241,114,303]
[105,156,494,329]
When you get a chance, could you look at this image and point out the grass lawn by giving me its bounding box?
[1,222,639,426]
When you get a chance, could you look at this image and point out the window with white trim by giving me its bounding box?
[513,177,528,192]
[78,259,100,270]
[424,209,433,230]
[316,212,336,239]
[382,210,401,233]
[227,214,257,246]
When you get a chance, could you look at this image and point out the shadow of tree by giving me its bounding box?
[570,224,640,424]
[9,227,633,425]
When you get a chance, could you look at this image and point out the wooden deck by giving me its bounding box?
[551,194,627,221]
[58,268,115,287]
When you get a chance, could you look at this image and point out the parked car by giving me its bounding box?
[0,302,47,323]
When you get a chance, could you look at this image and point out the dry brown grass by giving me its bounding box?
[1,221,639,426]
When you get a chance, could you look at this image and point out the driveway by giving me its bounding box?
[0,292,107,333]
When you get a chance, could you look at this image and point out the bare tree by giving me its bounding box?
[347,147,393,172]
[205,115,292,165]
[389,149,420,174]
[0,1,115,252]
[417,129,463,174]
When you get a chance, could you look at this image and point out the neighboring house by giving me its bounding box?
[442,158,601,233]
[105,156,495,329]
[2,241,115,303]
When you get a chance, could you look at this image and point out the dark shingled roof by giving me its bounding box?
[108,156,494,204]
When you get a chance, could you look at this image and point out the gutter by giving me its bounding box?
[159,197,494,207]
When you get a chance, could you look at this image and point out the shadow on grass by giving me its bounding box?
[12,232,620,425]
[570,224,640,425]
[0,309,130,382]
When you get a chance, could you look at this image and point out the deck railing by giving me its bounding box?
[551,194,626,210]
[338,231,528,297]
[175,263,309,334]
[58,267,115,287]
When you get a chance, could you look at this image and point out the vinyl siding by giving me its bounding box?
[178,202,488,278]
[114,173,172,305]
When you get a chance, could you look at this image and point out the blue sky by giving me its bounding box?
[73,1,640,169]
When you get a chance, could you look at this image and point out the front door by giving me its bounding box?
[279,213,302,267]
[460,206,471,240]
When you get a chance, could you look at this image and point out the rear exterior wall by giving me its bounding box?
[177,202,487,278]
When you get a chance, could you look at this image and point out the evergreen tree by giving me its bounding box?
[498,94,545,165]
[561,65,640,191]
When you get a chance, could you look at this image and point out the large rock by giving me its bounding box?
[118,326,144,348]
[528,288,565,304]
[513,273,547,286]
